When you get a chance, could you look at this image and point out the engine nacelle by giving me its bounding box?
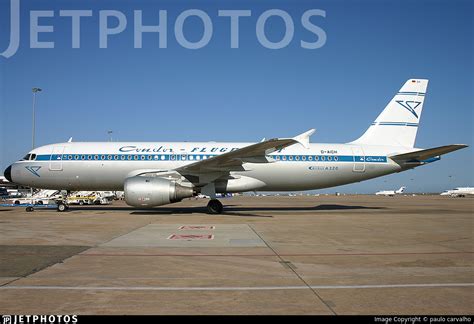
[124,176,194,207]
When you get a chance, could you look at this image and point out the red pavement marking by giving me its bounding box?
[179,226,215,230]
[168,234,214,240]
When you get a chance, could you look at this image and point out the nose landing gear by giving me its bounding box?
[207,199,223,214]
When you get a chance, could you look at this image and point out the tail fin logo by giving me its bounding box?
[396,100,422,119]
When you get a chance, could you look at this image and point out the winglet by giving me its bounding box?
[67,137,73,143]
[293,129,316,149]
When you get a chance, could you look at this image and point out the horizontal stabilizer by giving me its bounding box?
[390,144,468,162]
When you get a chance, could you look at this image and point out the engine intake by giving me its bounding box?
[124,176,194,207]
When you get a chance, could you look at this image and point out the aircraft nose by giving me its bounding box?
[4,165,12,182]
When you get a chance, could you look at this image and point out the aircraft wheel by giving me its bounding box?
[207,199,223,214]
[26,206,34,212]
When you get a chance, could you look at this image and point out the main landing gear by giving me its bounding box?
[207,199,223,214]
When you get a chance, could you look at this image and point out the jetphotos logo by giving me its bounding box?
[1,315,78,324]
[1,0,327,58]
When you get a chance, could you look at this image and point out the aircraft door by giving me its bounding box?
[351,146,366,172]
[49,146,65,171]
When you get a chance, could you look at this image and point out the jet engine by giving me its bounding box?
[124,176,194,207]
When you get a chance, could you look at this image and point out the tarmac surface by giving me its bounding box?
[0,195,472,315]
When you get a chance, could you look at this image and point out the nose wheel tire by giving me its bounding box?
[207,199,223,214]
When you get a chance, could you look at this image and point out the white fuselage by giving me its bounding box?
[8,141,411,192]
[440,188,474,197]
[375,191,398,196]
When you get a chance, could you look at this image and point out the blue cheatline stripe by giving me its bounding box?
[33,154,388,163]
[371,122,418,127]
[36,155,51,161]
[397,92,425,96]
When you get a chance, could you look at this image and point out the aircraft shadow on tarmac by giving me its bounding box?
[66,204,385,217]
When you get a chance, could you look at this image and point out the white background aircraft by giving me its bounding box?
[440,187,474,197]
[4,79,468,213]
[375,186,406,196]
[0,176,13,187]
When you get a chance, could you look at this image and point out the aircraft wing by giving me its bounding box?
[176,129,315,174]
[389,144,468,163]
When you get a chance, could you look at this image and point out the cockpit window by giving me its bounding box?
[21,154,37,161]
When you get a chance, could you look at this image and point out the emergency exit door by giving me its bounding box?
[49,146,65,171]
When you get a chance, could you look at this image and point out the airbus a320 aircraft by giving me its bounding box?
[4,79,468,213]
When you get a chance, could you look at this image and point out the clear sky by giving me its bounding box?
[0,0,472,193]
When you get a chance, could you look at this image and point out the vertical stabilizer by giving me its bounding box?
[396,186,406,194]
[351,79,429,148]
